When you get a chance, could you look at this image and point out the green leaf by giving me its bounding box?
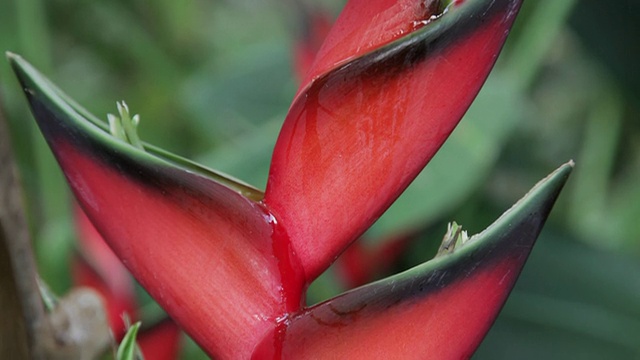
[117,321,143,360]
[475,229,640,359]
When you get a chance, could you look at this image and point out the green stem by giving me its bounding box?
[503,291,640,352]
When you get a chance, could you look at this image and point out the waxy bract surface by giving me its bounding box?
[265,0,524,280]
[4,0,572,358]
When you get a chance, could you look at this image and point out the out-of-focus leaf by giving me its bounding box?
[475,229,640,359]
[570,0,640,102]
[181,43,295,140]
[196,118,281,190]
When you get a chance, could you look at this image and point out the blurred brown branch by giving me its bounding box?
[0,98,47,359]
[0,100,110,359]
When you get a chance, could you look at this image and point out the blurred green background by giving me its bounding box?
[0,0,638,359]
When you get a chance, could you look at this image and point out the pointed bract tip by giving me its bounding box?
[520,160,574,199]
[5,52,24,72]
[5,51,21,61]
[547,160,574,183]
[5,53,31,75]
[466,160,574,246]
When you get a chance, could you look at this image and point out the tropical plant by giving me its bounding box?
[4,0,577,358]
[3,1,636,356]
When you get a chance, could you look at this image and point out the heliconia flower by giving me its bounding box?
[8,0,573,358]
[267,0,528,282]
[73,206,181,359]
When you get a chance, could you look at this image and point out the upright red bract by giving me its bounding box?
[266,0,524,280]
[9,0,574,358]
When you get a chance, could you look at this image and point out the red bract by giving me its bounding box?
[297,0,447,88]
[73,207,181,359]
[293,8,415,291]
[9,0,572,358]
[46,132,282,357]
[266,0,524,280]
[73,206,137,337]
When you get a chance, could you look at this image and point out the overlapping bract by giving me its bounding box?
[254,163,572,359]
[266,0,524,280]
[7,0,573,358]
[11,68,284,357]
[73,207,181,359]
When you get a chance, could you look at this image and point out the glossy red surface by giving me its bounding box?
[298,0,443,91]
[265,0,522,281]
[52,139,284,359]
[253,255,524,359]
